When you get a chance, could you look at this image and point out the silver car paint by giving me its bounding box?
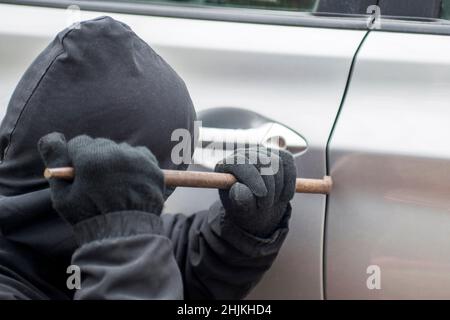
[327,31,450,299]
[0,4,366,299]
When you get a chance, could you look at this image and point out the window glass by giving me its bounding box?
[97,0,450,20]
[112,0,319,12]
[20,0,450,18]
[442,0,450,19]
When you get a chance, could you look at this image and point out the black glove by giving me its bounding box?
[215,147,297,238]
[38,132,165,226]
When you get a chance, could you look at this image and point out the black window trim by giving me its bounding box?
[2,0,450,35]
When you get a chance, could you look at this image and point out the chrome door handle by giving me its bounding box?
[193,122,307,169]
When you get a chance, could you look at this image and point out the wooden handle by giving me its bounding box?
[44,167,332,194]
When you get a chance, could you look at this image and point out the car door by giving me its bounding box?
[0,0,367,299]
[326,0,450,299]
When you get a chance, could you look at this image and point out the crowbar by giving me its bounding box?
[44,167,332,195]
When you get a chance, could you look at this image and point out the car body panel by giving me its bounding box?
[327,31,450,299]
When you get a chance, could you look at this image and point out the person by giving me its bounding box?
[0,16,296,300]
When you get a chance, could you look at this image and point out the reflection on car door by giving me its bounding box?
[327,30,450,299]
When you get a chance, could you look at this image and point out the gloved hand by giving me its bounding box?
[215,147,297,238]
[38,132,165,226]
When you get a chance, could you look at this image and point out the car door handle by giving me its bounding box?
[194,122,307,169]
[199,122,307,153]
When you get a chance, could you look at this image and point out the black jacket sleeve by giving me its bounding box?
[161,201,291,300]
[71,211,183,300]
[0,211,184,300]
[0,204,288,300]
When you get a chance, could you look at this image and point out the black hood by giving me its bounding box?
[0,16,196,196]
[0,17,195,259]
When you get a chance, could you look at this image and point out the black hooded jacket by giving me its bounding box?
[0,17,289,299]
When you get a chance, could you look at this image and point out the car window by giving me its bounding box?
[110,0,319,12]
[377,0,442,19]
[107,0,450,20]
[12,0,443,21]
[106,0,385,13]
[442,0,450,19]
